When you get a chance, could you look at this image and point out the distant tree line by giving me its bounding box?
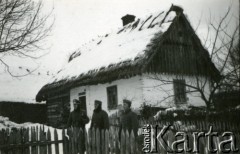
[0,101,46,124]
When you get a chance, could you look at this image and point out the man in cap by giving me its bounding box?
[67,99,89,129]
[90,100,109,130]
[119,99,139,137]
[67,99,89,153]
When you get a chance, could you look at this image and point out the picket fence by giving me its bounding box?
[0,120,240,154]
[0,126,63,154]
[0,126,140,154]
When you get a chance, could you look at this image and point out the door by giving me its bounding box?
[78,92,87,113]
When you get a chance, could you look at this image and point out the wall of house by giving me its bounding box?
[142,73,210,108]
[70,75,144,117]
[69,73,210,118]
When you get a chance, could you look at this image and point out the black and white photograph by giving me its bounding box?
[0,0,239,153]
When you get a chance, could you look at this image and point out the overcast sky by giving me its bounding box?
[0,0,239,102]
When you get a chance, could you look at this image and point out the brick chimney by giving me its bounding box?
[121,14,136,26]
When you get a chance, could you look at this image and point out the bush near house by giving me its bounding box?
[0,101,46,124]
[213,90,240,110]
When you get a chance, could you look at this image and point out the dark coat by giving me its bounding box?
[67,109,89,129]
[119,109,139,137]
[90,108,109,130]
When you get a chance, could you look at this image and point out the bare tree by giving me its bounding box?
[0,0,53,76]
[150,6,239,111]
[208,6,239,92]
[224,40,240,90]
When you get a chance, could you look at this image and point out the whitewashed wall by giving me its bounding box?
[142,73,210,108]
[69,73,210,117]
[70,76,143,117]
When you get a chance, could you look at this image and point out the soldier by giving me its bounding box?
[67,99,89,129]
[90,100,109,130]
[67,99,89,153]
[119,99,139,137]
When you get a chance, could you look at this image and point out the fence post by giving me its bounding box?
[0,130,5,154]
[15,129,21,154]
[54,129,59,154]
[31,127,36,154]
[3,129,9,154]
[46,129,51,154]
[96,129,100,154]
[62,129,68,154]
[88,128,92,154]
[125,131,130,154]
[69,128,73,154]
[39,126,43,154]
[40,126,47,154]
[36,126,39,154]
[108,128,114,153]
[120,130,125,154]
[101,129,105,154]
[8,129,14,154]
[77,128,83,154]
[84,128,89,154]
[67,128,73,154]
[130,131,136,154]
[105,130,109,154]
[92,128,96,154]
[114,127,120,154]
[25,128,30,154]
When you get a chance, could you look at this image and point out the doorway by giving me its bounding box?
[78,92,87,113]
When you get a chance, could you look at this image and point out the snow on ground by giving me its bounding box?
[0,116,62,153]
[0,116,34,130]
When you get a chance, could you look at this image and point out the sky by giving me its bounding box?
[0,0,239,103]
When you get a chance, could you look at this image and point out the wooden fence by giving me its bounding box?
[0,126,140,154]
[138,119,240,133]
[0,120,240,154]
[0,126,63,154]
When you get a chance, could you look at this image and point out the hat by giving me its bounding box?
[94,100,102,105]
[123,99,131,107]
[73,99,80,104]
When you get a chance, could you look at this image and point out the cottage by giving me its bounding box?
[36,5,218,127]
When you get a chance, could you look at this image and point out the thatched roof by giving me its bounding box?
[36,5,219,102]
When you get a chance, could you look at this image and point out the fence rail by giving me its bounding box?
[1,120,240,154]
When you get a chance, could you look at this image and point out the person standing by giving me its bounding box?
[67,99,89,128]
[119,99,139,137]
[90,100,109,130]
[67,99,89,154]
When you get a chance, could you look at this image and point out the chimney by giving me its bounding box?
[121,14,136,26]
[170,4,183,16]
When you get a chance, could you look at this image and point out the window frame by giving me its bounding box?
[173,79,187,104]
[106,85,118,110]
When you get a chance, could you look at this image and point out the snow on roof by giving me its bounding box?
[50,10,176,83]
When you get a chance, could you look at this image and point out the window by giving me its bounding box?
[107,85,118,109]
[173,79,187,104]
